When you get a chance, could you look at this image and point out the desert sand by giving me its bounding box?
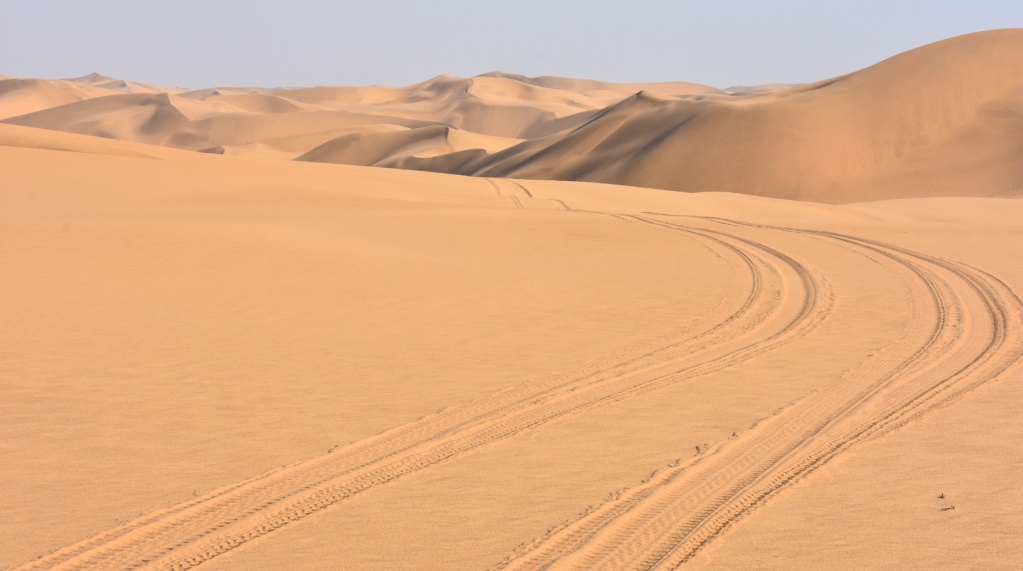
[2,29,1022,571]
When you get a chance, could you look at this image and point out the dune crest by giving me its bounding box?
[0,78,113,120]
[451,29,1023,202]
[4,30,1019,201]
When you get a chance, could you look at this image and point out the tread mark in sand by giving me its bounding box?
[13,215,835,570]
[492,215,1023,571]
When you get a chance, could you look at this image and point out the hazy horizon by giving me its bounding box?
[2,1,1022,90]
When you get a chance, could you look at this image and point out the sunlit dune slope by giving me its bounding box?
[0,78,113,120]
[65,72,178,95]
[451,29,1023,202]
[0,123,164,159]
[1,30,1020,203]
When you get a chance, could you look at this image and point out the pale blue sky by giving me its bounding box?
[2,1,1021,89]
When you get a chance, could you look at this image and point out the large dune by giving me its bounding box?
[454,29,1023,202]
[295,124,520,170]
[5,31,1018,202]
[0,78,113,120]
[0,69,719,161]
[65,72,178,95]
[3,30,1018,203]
[0,122,163,158]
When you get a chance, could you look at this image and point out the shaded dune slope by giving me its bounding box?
[0,78,112,120]
[2,30,1020,201]
[295,124,519,170]
[3,93,217,151]
[446,29,1023,202]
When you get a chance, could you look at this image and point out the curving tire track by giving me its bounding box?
[493,215,1023,571]
[504,179,535,198]
[10,216,834,570]
[485,178,532,208]
[483,178,503,196]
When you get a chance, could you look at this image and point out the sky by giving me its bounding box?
[2,1,1021,89]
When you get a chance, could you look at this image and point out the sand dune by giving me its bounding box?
[451,29,1023,202]
[724,83,802,95]
[478,71,726,99]
[0,122,162,159]
[65,72,177,94]
[2,93,439,156]
[3,92,218,151]
[0,78,113,120]
[276,74,610,139]
[6,30,1018,202]
[177,86,283,100]
[3,30,1023,571]
[296,125,521,169]
[204,93,314,114]
[0,73,612,157]
[0,68,720,160]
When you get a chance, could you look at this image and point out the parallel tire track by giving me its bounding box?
[493,216,1023,570]
[504,179,535,198]
[11,217,833,570]
[483,178,503,196]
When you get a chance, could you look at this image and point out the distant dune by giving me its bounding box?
[2,30,1021,202]
[295,124,520,170]
[64,72,177,95]
[0,122,161,159]
[0,77,113,119]
[453,29,1023,202]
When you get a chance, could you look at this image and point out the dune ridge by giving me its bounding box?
[3,30,1020,202]
[452,29,1023,202]
[1,71,704,160]
[0,78,113,120]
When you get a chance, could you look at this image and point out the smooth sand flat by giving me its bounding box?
[1,131,726,568]
[2,123,1021,570]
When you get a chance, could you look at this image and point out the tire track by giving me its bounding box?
[493,216,1023,570]
[11,217,833,571]
[504,180,571,210]
[484,178,525,208]
[549,198,572,211]
[504,179,535,198]
[483,178,503,196]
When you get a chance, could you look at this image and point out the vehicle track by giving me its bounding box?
[485,178,529,208]
[493,215,1023,570]
[11,217,833,571]
[504,179,535,198]
[483,178,503,196]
